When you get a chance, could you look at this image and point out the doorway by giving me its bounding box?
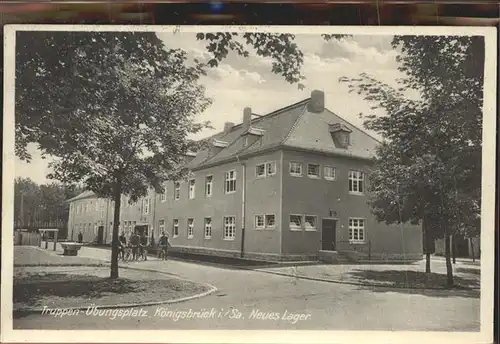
[134,225,148,237]
[322,219,337,251]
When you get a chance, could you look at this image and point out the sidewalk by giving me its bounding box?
[255,257,480,289]
[29,244,481,290]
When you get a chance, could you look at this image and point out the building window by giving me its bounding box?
[290,214,302,231]
[223,216,236,240]
[349,171,364,194]
[324,166,336,181]
[349,218,365,243]
[266,214,276,228]
[173,219,179,237]
[189,179,196,199]
[174,182,180,200]
[205,175,213,197]
[204,218,212,239]
[289,162,303,177]
[255,215,265,229]
[266,162,276,176]
[225,170,236,194]
[187,218,194,239]
[307,164,320,178]
[159,219,165,233]
[304,215,317,231]
[256,164,266,178]
[160,185,167,202]
[143,198,150,215]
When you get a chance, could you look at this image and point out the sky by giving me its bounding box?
[15,32,405,185]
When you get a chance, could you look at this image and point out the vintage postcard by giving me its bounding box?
[1,25,496,344]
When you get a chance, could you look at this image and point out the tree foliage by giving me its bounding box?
[14,177,81,231]
[16,31,212,277]
[340,35,484,283]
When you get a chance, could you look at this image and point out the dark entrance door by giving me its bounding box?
[322,219,337,251]
[97,226,104,245]
[134,225,148,237]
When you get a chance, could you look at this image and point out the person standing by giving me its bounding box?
[77,231,83,243]
[129,231,140,261]
[158,232,169,260]
[139,232,148,261]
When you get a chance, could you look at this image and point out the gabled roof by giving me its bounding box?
[189,95,380,170]
[66,190,97,202]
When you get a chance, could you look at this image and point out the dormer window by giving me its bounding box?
[329,123,352,149]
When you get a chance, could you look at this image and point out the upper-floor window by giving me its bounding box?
[266,162,276,176]
[307,164,320,178]
[225,170,236,194]
[324,166,336,181]
[349,218,365,243]
[256,164,266,178]
[188,179,196,199]
[205,175,213,197]
[187,218,194,239]
[143,198,150,215]
[160,185,167,202]
[349,170,364,194]
[289,162,303,177]
[174,182,180,200]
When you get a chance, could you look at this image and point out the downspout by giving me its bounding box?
[152,191,157,244]
[240,160,246,258]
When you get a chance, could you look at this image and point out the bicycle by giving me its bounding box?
[136,245,148,261]
[158,245,169,260]
[118,246,132,262]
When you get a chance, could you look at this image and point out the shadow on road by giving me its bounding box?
[455,267,481,276]
[346,269,480,296]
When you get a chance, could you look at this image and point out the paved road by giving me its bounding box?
[13,247,480,331]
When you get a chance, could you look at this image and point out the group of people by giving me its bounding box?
[117,231,170,261]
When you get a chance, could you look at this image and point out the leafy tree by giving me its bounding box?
[16,31,211,278]
[340,36,484,286]
[14,178,41,228]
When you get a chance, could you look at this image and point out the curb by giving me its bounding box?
[251,268,481,292]
[13,266,218,315]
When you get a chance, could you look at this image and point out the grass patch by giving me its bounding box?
[13,270,210,312]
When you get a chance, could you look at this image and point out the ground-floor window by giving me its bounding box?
[187,218,194,239]
[224,216,236,240]
[348,218,365,242]
[304,215,317,231]
[159,219,165,234]
[289,214,302,231]
[204,217,212,239]
[255,215,265,229]
[173,219,179,237]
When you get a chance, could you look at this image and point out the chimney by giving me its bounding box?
[223,122,235,134]
[308,90,325,113]
[243,107,252,131]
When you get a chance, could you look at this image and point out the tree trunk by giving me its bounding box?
[452,233,456,264]
[444,232,454,287]
[423,222,431,273]
[470,237,476,262]
[110,176,122,279]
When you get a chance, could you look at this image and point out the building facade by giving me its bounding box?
[67,90,423,262]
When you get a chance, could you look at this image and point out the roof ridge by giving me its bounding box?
[280,103,309,146]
